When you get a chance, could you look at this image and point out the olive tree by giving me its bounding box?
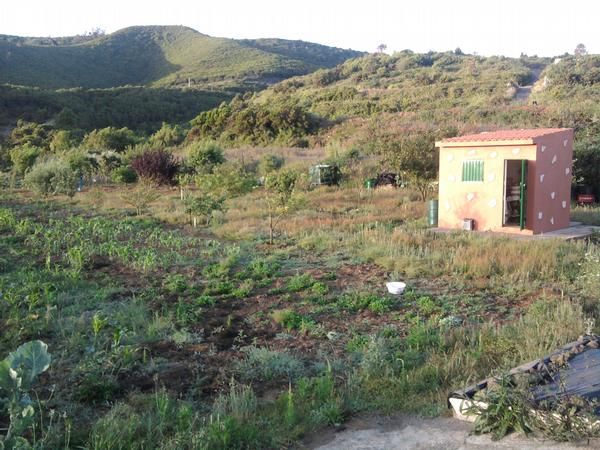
[264,168,303,244]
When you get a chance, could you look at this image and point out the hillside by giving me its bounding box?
[187,51,553,144]
[188,51,600,146]
[0,26,363,90]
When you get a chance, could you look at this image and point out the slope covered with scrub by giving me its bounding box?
[0,25,363,90]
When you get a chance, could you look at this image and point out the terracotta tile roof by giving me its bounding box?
[440,128,571,144]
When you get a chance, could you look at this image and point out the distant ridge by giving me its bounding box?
[0,25,364,90]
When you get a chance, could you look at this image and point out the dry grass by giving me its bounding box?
[224,146,327,167]
[353,225,584,283]
[571,204,600,226]
[218,185,424,241]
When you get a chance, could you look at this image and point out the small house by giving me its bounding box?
[435,128,573,235]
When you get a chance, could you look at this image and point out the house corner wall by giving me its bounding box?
[530,131,573,234]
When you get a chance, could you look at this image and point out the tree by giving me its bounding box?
[376,44,387,54]
[49,130,78,153]
[9,120,50,148]
[120,181,160,216]
[186,140,225,174]
[573,133,600,191]
[370,130,440,201]
[264,169,303,244]
[9,145,41,176]
[574,43,588,57]
[148,122,185,148]
[183,192,226,227]
[81,127,139,152]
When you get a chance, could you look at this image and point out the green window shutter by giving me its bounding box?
[462,160,484,182]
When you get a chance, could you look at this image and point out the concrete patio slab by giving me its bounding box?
[431,224,600,241]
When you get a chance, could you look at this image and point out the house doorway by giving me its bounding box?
[503,160,528,229]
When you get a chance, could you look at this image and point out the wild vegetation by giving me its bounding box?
[1,36,600,448]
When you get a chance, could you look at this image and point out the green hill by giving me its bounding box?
[0,26,363,90]
[188,51,556,144]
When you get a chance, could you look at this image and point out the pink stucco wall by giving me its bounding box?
[438,145,536,232]
[529,130,573,233]
[437,129,573,235]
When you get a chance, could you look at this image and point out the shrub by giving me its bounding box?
[192,162,256,204]
[81,126,138,152]
[183,192,227,226]
[64,149,95,178]
[148,122,185,148]
[24,158,78,197]
[111,166,138,184]
[130,149,179,185]
[9,145,41,176]
[235,346,304,381]
[259,154,284,176]
[186,140,225,174]
[120,182,160,215]
[286,273,316,292]
[271,309,314,331]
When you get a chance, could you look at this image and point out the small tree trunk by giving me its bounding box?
[193,216,197,228]
[269,212,274,245]
[180,186,184,200]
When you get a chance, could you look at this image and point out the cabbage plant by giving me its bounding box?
[0,340,51,449]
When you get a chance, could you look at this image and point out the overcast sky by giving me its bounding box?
[1,0,597,57]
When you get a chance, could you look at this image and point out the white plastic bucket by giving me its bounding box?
[386,281,406,295]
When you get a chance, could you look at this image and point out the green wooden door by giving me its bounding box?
[519,160,528,230]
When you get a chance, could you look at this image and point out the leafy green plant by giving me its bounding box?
[468,376,534,440]
[271,309,315,331]
[163,274,189,294]
[286,273,316,292]
[337,292,395,314]
[0,340,51,448]
[0,209,16,232]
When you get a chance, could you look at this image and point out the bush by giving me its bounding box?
[259,154,284,176]
[64,149,95,178]
[112,166,138,184]
[9,145,41,176]
[24,158,78,197]
[186,140,225,174]
[235,346,304,382]
[81,126,139,152]
[148,122,185,148]
[130,149,179,185]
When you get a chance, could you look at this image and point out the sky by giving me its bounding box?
[0,0,597,57]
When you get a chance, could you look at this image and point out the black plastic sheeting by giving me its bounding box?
[449,335,600,410]
[532,348,600,404]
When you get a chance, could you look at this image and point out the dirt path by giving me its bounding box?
[514,67,544,103]
[306,415,599,450]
